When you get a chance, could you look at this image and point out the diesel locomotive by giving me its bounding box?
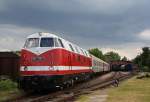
[19,32,110,91]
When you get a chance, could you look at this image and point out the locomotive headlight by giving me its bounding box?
[24,66,28,71]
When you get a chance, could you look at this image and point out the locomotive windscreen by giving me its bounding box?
[40,38,54,47]
[24,38,39,48]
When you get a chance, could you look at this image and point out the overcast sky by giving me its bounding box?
[1,0,150,59]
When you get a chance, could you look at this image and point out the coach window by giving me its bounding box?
[40,38,54,47]
[69,44,74,52]
[94,61,96,66]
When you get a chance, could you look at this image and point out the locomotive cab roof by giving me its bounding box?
[24,32,90,57]
[27,32,59,38]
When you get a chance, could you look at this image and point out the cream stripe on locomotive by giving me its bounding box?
[20,66,92,71]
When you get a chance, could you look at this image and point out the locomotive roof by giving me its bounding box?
[26,32,89,56]
[27,32,76,46]
[27,32,59,38]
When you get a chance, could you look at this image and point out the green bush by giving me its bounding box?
[142,66,150,72]
[0,78,18,91]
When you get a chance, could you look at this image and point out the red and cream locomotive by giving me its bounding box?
[19,32,110,91]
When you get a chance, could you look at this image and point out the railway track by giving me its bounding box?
[11,72,133,102]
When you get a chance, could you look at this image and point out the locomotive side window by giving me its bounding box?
[86,51,90,57]
[81,49,85,55]
[40,38,54,47]
[84,51,88,56]
[54,38,64,48]
[24,38,39,48]
[54,38,59,47]
[58,39,64,48]
[78,48,82,54]
[69,44,75,52]
[75,47,80,53]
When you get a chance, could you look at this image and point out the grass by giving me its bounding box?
[0,78,22,102]
[106,76,150,102]
[75,75,150,102]
[0,79,18,91]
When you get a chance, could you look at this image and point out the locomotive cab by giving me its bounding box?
[21,33,65,71]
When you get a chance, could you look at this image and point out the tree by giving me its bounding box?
[133,47,150,72]
[122,56,128,61]
[88,48,105,60]
[104,51,121,62]
[141,47,150,67]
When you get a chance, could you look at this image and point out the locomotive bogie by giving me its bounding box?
[19,72,92,91]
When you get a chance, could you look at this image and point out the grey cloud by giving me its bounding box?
[0,0,150,58]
